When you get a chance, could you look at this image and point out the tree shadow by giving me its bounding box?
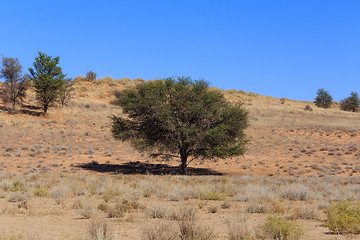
[75,161,223,176]
[20,104,43,116]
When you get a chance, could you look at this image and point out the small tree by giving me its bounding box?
[85,71,97,82]
[315,88,332,108]
[0,56,28,112]
[341,92,360,112]
[59,78,75,107]
[111,76,249,174]
[28,52,66,114]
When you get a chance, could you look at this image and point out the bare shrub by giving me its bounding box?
[80,206,97,219]
[246,204,267,214]
[107,203,125,219]
[88,219,113,240]
[0,56,29,113]
[142,222,177,240]
[8,192,27,202]
[227,219,256,240]
[179,220,216,240]
[0,180,12,191]
[85,71,97,82]
[147,205,169,219]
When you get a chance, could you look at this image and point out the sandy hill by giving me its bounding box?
[0,78,359,177]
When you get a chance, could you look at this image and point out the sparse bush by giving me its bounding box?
[246,204,267,214]
[262,216,304,240]
[304,105,313,111]
[80,206,97,219]
[147,205,169,219]
[341,92,360,112]
[0,180,12,191]
[142,222,178,240]
[315,88,332,108]
[59,78,75,107]
[227,220,257,240]
[281,185,313,201]
[326,200,360,234]
[88,219,113,240]
[107,203,125,218]
[8,192,27,203]
[179,220,217,240]
[85,71,97,82]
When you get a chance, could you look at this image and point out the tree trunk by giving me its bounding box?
[11,102,16,112]
[180,148,188,175]
[43,104,48,115]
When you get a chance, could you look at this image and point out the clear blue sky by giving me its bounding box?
[1,0,359,101]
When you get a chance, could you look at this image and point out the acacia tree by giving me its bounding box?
[315,88,332,108]
[28,52,66,114]
[341,92,360,112]
[0,56,28,112]
[111,76,248,174]
[59,78,75,107]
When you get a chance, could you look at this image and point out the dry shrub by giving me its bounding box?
[80,205,97,219]
[147,205,169,219]
[107,203,125,219]
[289,205,322,221]
[227,220,257,240]
[178,220,216,240]
[8,192,26,202]
[142,222,178,240]
[88,219,113,240]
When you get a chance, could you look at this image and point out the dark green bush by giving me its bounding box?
[340,92,360,112]
[315,88,332,108]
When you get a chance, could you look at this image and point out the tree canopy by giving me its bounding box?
[111,76,248,174]
[341,92,360,112]
[315,88,332,109]
[28,52,66,114]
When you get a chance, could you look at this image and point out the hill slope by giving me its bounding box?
[0,79,359,177]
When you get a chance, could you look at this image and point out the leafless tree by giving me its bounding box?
[0,56,28,112]
[59,78,75,107]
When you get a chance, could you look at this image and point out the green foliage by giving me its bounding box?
[200,191,227,201]
[326,200,360,234]
[263,216,304,240]
[0,56,29,112]
[28,52,66,114]
[33,186,49,197]
[10,180,26,192]
[340,92,360,112]
[315,88,332,108]
[111,76,248,174]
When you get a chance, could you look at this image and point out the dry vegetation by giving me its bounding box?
[0,77,360,239]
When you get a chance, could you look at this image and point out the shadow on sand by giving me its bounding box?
[76,161,223,176]
[20,104,43,116]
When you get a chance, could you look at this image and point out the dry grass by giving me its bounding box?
[1,79,360,239]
